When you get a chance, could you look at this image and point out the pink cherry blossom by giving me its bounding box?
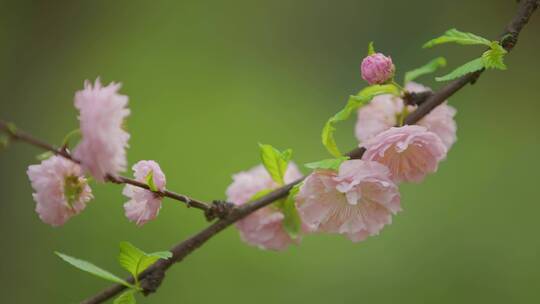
[296,160,400,242]
[123,160,166,226]
[361,53,395,85]
[73,78,130,182]
[416,102,457,149]
[362,125,447,183]
[226,163,303,250]
[355,82,457,149]
[27,156,93,226]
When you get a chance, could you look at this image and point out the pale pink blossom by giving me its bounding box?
[226,163,303,250]
[362,125,447,183]
[123,160,166,226]
[27,156,93,226]
[355,82,457,149]
[296,160,400,242]
[73,78,130,182]
[361,53,395,85]
[416,102,457,149]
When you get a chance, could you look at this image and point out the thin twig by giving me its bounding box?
[0,120,212,212]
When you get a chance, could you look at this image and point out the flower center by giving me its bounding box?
[64,175,85,208]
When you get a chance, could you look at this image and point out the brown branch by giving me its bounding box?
[2,1,537,302]
[0,119,212,213]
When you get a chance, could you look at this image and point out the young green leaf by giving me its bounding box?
[136,254,170,276]
[36,151,54,161]
[118,242,172,282]
[279,183,303,238]
[435,57,484,82]
[423,28,491,48]
[0,135,10,151]
[55,252,132,288]
[305,156,349,171]
[5,122,17,135]
[482,42,507,70]
[258,143,292,185]
[118,242,146,278]
[249,189,274,202]
[322,84,399,157]
[62,129,81,148]
[404,57,447,83]
[144,171,158,192]
[367,41,376,55]
[113,289,137,304]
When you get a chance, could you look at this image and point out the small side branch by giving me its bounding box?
[0,120,213,213]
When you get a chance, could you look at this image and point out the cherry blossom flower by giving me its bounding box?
[123,160,166,226]
[73,78,130,182]
[296,160,400,242]
[362,125,447,183]
[361,53,395,85]
[355,82,457,149]
[226,163,303,251]
[27,156,93,226]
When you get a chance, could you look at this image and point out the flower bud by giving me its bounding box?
[361,53,395,85]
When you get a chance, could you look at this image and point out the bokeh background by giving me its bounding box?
[1,0,539,303]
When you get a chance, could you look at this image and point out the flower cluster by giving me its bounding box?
[355,82,457,149]
[26,79,168,227]
[24,51,456,251]
[227,54,457,249]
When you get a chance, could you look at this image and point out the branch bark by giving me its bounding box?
[1,1,537,303]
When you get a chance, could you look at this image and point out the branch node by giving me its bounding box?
[140,268,166,296]
[204,200,235,221]
[402,90,433,106]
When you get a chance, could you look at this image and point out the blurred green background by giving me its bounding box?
[1,0,539,303]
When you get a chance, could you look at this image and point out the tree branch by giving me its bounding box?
[2,1,537,303]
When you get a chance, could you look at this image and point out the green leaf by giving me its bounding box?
[482,42,507,70]
[305,156,349,171]
[6,122,17,135]
[258,143,292,185]
[138,251,172,274]
[404,57,447,83]
[280,183,303,239]
[435,57,484,82]
[144,171,158,192]
[36,151,54,161]
[0,135,10,151]
[249,189,274,202]
[118,242,146,278]
[147,251,173,259]
[367,41,376,55]
[322,84,399,157]
[118,242,172,283]
[114,290,137,304]
[62,129,81,147]
[55,252,132,288]
[423,28,491,48]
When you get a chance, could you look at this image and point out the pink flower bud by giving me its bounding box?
[361,53,395,85]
